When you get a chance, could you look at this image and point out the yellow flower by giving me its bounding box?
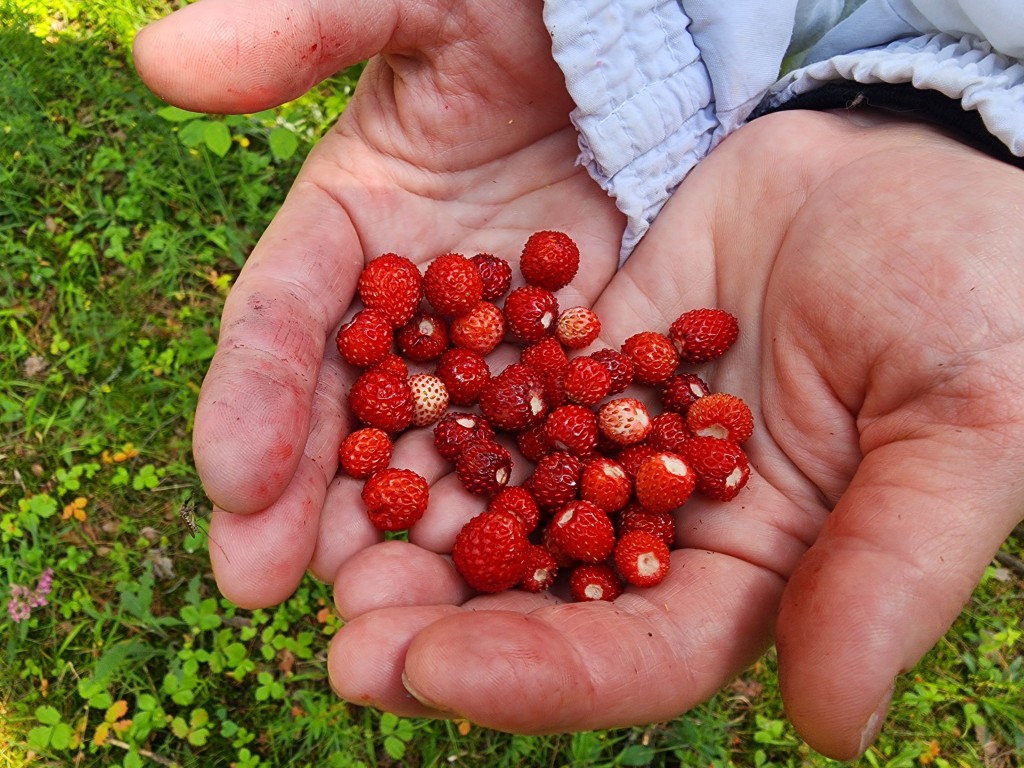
[62,497,87,521]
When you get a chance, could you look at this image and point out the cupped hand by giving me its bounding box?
[132,0,624,605]
[327,111,1024,760]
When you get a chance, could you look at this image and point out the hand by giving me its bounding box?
[326,111,1024,760]
[132,0,624,604]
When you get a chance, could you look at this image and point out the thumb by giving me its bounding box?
[776,434,1023,760]
[132,0,395,112]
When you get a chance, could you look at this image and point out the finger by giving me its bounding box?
[776,435,1024,760]
[133,0,395,112]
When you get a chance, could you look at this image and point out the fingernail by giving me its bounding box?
[401,671,450,713]
[857,681,895,756]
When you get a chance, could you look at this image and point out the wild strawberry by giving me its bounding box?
[589,348,634,394]
[470,253,513,300]
[555,307,601,350]
[396,311,449,362]
[338,427,392,479]
[432,411,495,462]
[621,331,678,384]
[633,452,695,514]
[526,451,583,511]
[617,503,676,547]
[681,436,751,501]
[515,423,552,463]
[487,485,540,533]
[615,444,658,480]
[686,392,754,443]
[503,285,559,342]
[647,412,690,454]
[539,369,567,410]
[361,468,429,531]
[659,372,711,415]
[372,352,409,379]
[518,544,558,592]
[546,500,615,563]
[451,510,529,593]
[544,405,598,456]
[434,347,490,406]
[563,356,611,407]
[520,230,579,291]
[407,373,449,427]
[668,308,739,363]
[336,308,394,368]
[579,457,632,513]
[520,336,569,376]
[614,530,671,587]
[358,253,422,327]
[455,440,513,496]
[569,563,623,602]
[450,301,506,356]
[424,252,484,317]
[597,397,653,447]
[349,369,414,433]
[478,363,547,432]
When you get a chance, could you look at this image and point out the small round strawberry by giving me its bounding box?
[434,347,490,406]
[451,510,529,593]
[358,253,423,327]
[503,285,559,342]
[478,363,548,432]
[555,307,601,350]
[589,348,634,394]
[617,503,676,547]
[546,499,615,563]
[518,544,559,592]
[681,436,751,501]
[633,452,696,514]
[526,451,583,511]
[470,253,513,300]
[396,311,450,362]
[544,404,598,456]
[658,372,711,415]
[520,336,569,376]
[621,331,679,384]
[424,252,484,317]
[614,530,671,587]
[615,444,658,480]
[372,352,409,379]
[336,308,394,368]
[408,373,449,427]
[668,308,739,363]
[647,411,690,454]
[563,355,612,407]
[597,397,653,447]
[487,485,541,533]
[450,301,506,356]
[569,563,623,602]
[520,231,579,291]
[432,412,495,462]
[579,456,632,513]
[361,467,429,531]
[349,368,415,433]
[338,427,392,480]
[515,423,552,464]
[455,440,513,496]
[686,392,754,443]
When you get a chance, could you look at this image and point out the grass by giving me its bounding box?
[1,1,1022,766]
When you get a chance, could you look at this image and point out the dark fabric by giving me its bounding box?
[753,81,1024,170]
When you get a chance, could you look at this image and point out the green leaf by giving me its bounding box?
[616,744,656,766]
[203,121,232,157]
[178,119,208,147]
[268,127,298,160]
[27,726,54,751]
[157,105,202,122]
[35,705,62,725]
[49,722,73,750]
[383,735,406,761]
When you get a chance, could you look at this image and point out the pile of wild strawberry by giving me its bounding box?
[337,232,752,601]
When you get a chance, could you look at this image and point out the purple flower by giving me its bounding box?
[6,568,55,623]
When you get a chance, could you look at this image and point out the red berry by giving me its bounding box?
[338,427,392,479]
[658,373,711,415]
[358,253,423,327]
[614,530,670,587]
[504,285,559,342]
[526,451,583,512]
[579,456,632,513]
[450,301,506,355]
[455,440,513,496]
[617,503,676,547]
[336,308,394,368]
[518,544,559,592]
[555,306,601,350]
[432,412,495,462]
[621,331,678,384]
[544,404,598,456]
[589,348,634,394]
[633,452,696,514]
[396,311,449,362]
[424,253,484,317]
[563,355,611,407]
[520,336,569,376]
[434,347,490,406]
[668,308,739,363]
[647,412,690,454]
[452,510,529,593]
[349,369,414,433]
[478,363,548,432]
[470,253,513,300]
[372,352,409,379]
[615,444,658,480]
[569,563,623,602]
[681,436,751,501]
[487,485,541,533]
[686,392,754,443]
[597,397,653,447]
[361,468,429,531]
[515,423,552,464]
[408,373,449,427]
[520,231,579,291]
[546,500,615,563]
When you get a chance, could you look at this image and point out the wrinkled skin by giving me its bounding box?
[134,0,1024,760]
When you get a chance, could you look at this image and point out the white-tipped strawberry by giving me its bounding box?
[555,306,601,350]
[596,397,653,446]
[682,436,751,501]
[408,373,450,427]
[686,392,754,443]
